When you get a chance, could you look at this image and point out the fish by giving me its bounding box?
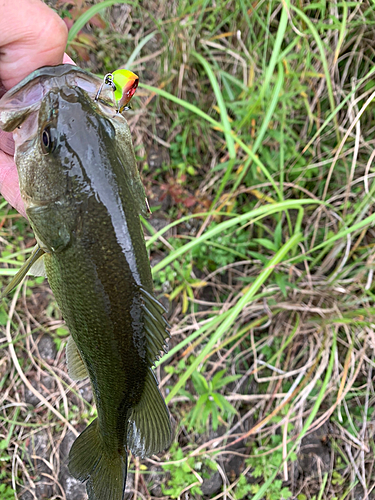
[0,64,172,500]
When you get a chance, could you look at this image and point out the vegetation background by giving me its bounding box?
[1,0,375,499]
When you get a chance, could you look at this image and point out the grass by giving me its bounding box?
[1,0,375,499]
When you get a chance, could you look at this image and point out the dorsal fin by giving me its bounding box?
[140,287,170,366]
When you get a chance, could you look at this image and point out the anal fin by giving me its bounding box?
[127,368,172,458]
[66,335,89,381]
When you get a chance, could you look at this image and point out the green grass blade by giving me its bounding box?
[152,199,319,276]
[293,64,375,167]
[232,61,285,196]
[334,2,348,64]
[261,0,289,99]
[67,0,136,45]
[140,82,280,195]
[290,4,339,141]
[165,232,302,404]
[127,31,156,67]
[191,51,236,207]
[139,83,220,127]
[299,211,375,268]
[191,51,236,159]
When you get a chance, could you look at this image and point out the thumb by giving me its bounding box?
[0,0,68,90]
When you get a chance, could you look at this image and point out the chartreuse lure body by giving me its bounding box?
[0,64,171,500]
[96,69,139,113]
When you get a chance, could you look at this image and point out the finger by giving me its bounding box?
[0,152,26,218]
[0,0,68,89]
[0,130,15,156]
[0,53,75,159]
[0,52,74,159]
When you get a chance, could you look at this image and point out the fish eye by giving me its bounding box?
[41,126,56,154]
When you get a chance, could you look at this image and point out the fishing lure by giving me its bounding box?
[95,69,139,113]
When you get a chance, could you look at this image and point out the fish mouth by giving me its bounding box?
[0,65,114,133]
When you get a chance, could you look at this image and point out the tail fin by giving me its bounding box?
[68,419,128,500]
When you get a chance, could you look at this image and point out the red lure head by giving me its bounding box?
[112,70,139,112]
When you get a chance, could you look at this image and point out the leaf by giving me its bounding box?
[211,405,219,430]
[274,220,283,249]
[189,280,207,288]
[211,369,227,388]
[202,401,213,424]
[249,189,277,204]
[188,393,208,430]
[186,285,194,301]
[247,250,269,265]
[182,288,189,313]
[76,33,97,48]
[212,373,241,390]
[275,273,288,298]
[67,0,135,44]
[211,392,224,411]
[280,487,293,499]
[56,326,69,338]
[253,238,278,252]
[191,371,209,395]
[178,388,195,401]
[214,393,237,414]
[168,283,184,301]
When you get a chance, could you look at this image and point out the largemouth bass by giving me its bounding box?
[0,65,172,500]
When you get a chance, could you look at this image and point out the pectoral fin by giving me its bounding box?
[28,248,47,277]
[1,245,45,298]
[66,336,89,381]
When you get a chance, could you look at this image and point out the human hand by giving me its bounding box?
[0,0,69,218]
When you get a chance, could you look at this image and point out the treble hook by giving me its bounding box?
[95,73,116,102]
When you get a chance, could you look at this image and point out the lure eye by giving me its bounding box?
[41,127,56,154]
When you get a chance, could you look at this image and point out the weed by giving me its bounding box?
[234,474,254,500]
[0,479,14,500]
[188,369,240,432]
[246,431,296,500]
[161,443,204,498]
[0,443,14,500]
